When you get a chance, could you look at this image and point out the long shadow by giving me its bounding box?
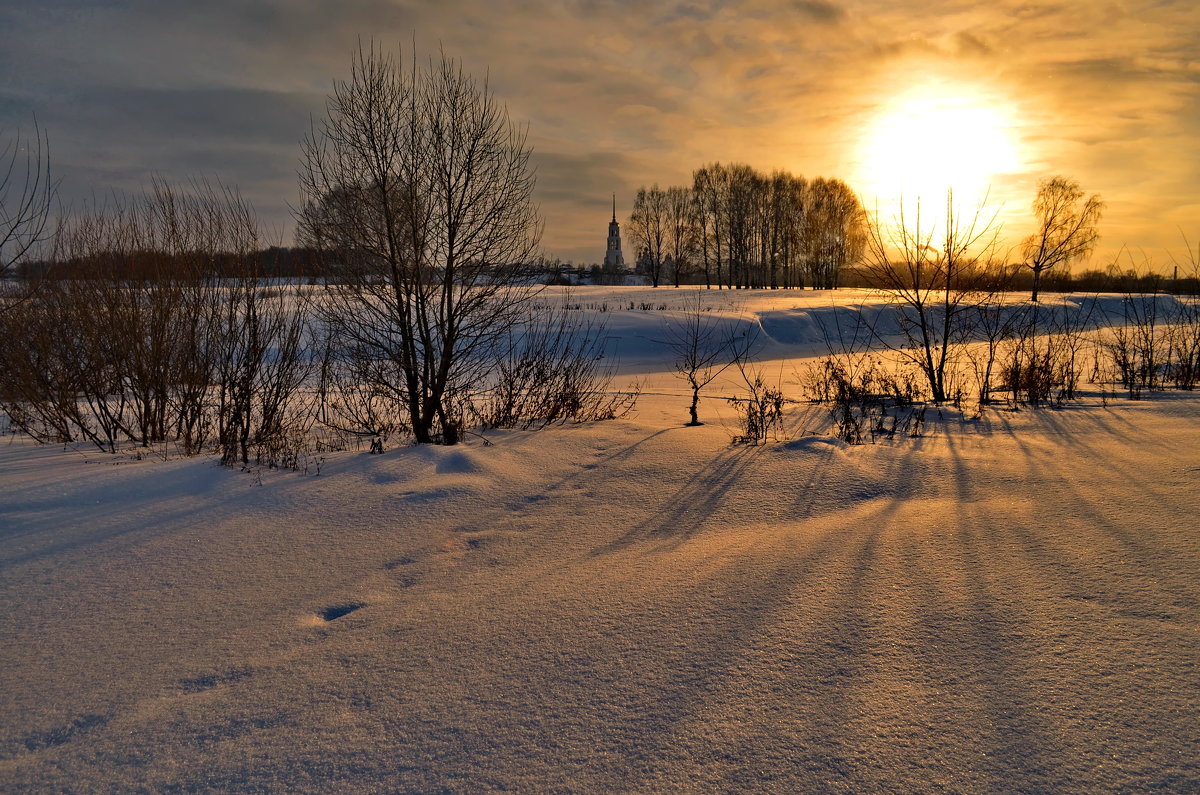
[937,425,1063,788]
[916,524,1065,788]
[783,403,930,523]
[0,457,228,539]
[596,400,872,555]
[417,512,879,790]
[461,413,924,786]
[0,460,232,571]
[1,504,229,573]
[484,426,681,522]
[785,441,840,522]
[598,444,761,553]
[624,519,884,789]
[699,443,929,788]
[989,412,1146,589]
[992,411,1197,611]
[723,522,884,789]
[674,420,1066,787]
[1034,407,1184,504]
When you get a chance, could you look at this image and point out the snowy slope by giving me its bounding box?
[524,286,1190,370]
[1,287,1198,792]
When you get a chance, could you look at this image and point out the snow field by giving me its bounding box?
[1,286,1198,791]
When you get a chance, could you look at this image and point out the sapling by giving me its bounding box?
[662,293,745,425]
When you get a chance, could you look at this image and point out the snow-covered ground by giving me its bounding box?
[2,287,1198,792]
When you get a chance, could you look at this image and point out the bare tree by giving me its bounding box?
[725,164,757,289]
[663,293,742,425]
[628,185,668,287]
[761,171,803,289]
[804,178,864,290]
[1022,176,1103,303]
[692,164,727,289]
[663,186,698,287]
[299,43,541,445]
[860,191,1003,403]
[1,122,55,298]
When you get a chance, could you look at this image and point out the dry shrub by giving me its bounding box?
[0,180,316,463]
[474,299,638,431]
[727,362,785,444]
[799,353,926,444]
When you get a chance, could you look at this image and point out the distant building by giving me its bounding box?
[603,194,625,270]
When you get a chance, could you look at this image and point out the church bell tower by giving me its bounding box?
[603,194,625,270]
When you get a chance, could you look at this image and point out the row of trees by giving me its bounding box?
[628,167,865,290]
[623,169,1107,304]
[22,245,327,282]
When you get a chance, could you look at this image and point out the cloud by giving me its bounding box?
[0,0,1196,263]
[790,0,846,23]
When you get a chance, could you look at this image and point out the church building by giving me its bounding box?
[603,195,625,270]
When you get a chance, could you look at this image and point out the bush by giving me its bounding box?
[800,353,926,444]
[473,298,638,431]
[727,364,784,444]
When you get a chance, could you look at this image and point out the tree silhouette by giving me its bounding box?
[1022,176,1103,303]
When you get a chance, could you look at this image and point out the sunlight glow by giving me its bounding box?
[859,84,1021,213]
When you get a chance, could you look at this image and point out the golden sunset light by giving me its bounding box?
[3,1,1195,269]
[858,80,1023,215]
[2,5,1199,791]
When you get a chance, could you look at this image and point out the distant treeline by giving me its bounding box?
[18,245,326,282]
[1018,266,1199,296]
[23,245,1196,295]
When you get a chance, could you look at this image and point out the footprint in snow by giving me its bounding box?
[319,602,366,622]
[16,713,110,754]
[179,668,253,694]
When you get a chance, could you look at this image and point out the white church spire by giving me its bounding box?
[603,194,625,270]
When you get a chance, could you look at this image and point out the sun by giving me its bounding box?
[858,84,1021,213]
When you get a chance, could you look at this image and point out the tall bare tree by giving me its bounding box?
[1022,176,1103,303]
[725,164,757,289]
[663,186,698,287]
[804,177,864,290]
[692,164,727,289]
[299,43,541,445]
[777,173,809,289]
[628,185,668,287]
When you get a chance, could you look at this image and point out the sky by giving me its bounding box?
[2,0,1198,270]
